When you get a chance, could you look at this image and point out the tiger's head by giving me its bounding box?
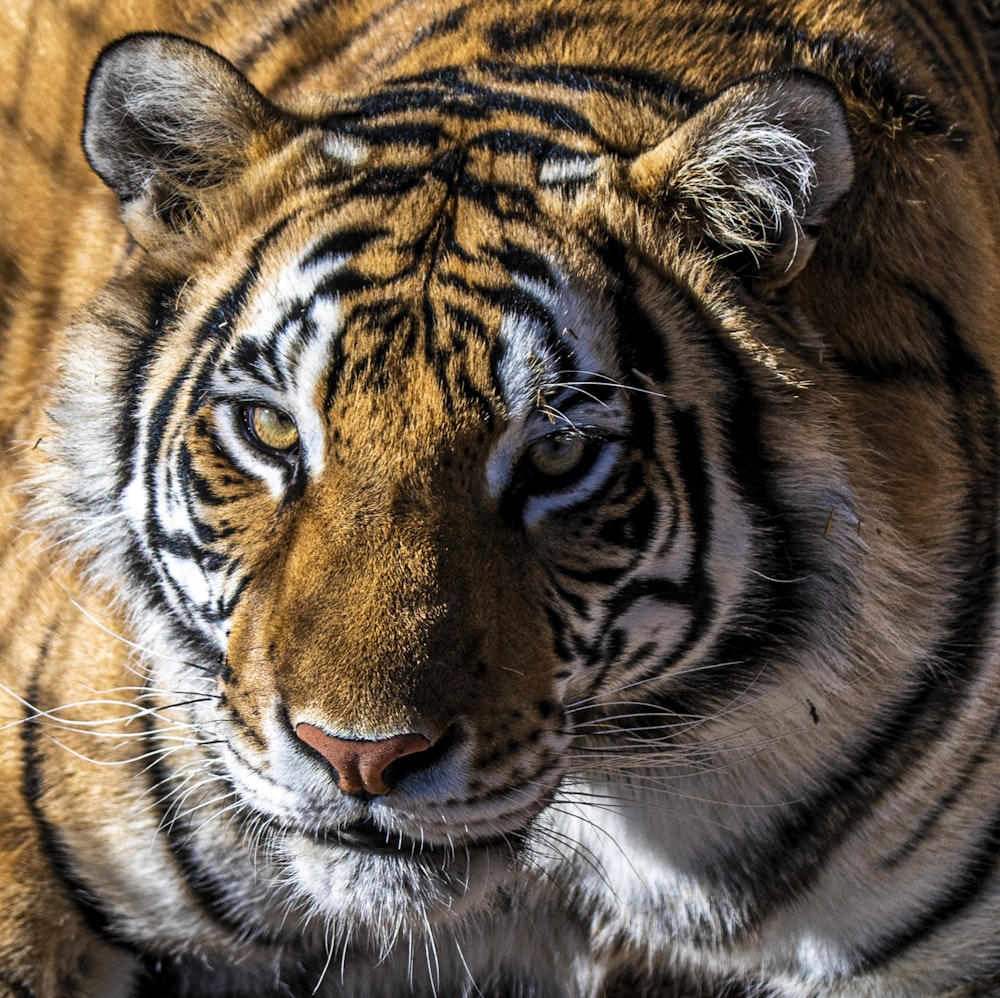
[46,33,853,938]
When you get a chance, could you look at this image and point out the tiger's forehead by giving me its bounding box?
[322,64,608,157]
[210,156,620,473]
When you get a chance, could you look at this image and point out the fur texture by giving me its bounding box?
[1,1,1000,995]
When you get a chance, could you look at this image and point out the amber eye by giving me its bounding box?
[240,404,300,456]
[524,432,590,481]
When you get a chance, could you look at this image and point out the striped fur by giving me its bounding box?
[1,1,1000,995]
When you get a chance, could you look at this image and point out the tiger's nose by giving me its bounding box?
[295,723,432,797]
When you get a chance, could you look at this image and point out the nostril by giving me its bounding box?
[295,724,432,797]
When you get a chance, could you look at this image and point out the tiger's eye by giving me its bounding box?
[242,405,300,454]
[525,432,588,479]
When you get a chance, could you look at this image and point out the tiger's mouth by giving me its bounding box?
[332,818,435,856]
[321,817,525,859]
[330,818,525,859]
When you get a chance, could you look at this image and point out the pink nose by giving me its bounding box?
[295,723,431,797]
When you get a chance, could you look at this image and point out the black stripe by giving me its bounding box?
[226,335,286,392]
[137,218,300,645]
[705,291,1000,944]
[410,3,472,47]
[341,163,431,198]
[21,630,117,941]
[851,292,1000,966]
[112,281,182,495]
[544,604,575,664]
[339,70,596,139]
[231,0,402,70]
[859,798,1000,969]
[137,709,280,944]
[479,282,558,341]
[598,489,659,548]
[670,308,833,709]
[878,705,1000,868]
[250,0,415,93]
[588,409,718,692]
[595,239,670,384]
[442,302,490,344]
[300,227,385,269]
[890,0,969,98]
[342,301,412,393]
[897,0,990,100]
[482,61,700,115]
[485,8,581,55]
[456,172,538,220]
[596,256,816,709]
[485,243,558,292]
[0,973,39,998]
[211,0,967,152]
[722,11,963,144]
[329,119,443,149]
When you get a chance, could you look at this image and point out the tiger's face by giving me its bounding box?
[193,202,625,917]
[58,34,853,934]
[114,144,648,928]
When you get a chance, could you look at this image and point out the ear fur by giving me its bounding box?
[628,71,854,293]
[83,33,287,229]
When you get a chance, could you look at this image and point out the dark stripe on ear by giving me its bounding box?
[20,630,116,940]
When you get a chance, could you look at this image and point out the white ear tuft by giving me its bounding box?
[629,71,854,292]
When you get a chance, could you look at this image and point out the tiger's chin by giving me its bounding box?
[282,826,516,932]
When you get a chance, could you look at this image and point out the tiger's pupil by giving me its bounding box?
[244,405,300,453]
[526,433,588,479]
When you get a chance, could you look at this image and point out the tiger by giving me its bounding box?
[1,0,1000,994]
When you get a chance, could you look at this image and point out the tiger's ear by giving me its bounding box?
[83,33,288,233]
[628,71,854,294]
